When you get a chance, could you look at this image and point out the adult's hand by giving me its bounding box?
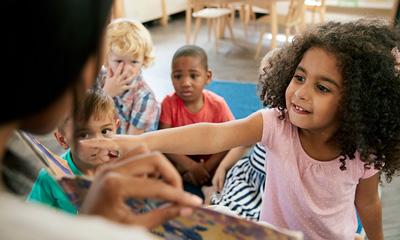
[79,142,202,229]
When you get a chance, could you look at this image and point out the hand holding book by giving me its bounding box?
[60,176,303,240]
[18,131,202,229]
[78,151,202,228]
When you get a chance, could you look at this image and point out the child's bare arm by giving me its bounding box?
[81,112,263,164]
[127,126,145,135]
[212,146,251,191]
[215,146,250,174]
[164,153,198,174]
[159,122,199,174]
[355,173,383,240]
[142,111,263,155]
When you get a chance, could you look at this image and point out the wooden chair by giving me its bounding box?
[190,0,235,51]
[229,1,270,37]
[111,0,125,19]
[304,0,326,24]
[228,2,250,36]
[254,0,304,59]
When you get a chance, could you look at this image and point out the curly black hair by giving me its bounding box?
[258,19,400,182]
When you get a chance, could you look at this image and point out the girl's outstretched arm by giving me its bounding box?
[80,112,263,163]
[141,111,263,155]
[355,173,383,240]
[159,122,207,176]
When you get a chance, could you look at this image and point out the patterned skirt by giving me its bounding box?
[210,143,266,221]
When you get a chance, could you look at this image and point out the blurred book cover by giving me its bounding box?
[19,131,303,240]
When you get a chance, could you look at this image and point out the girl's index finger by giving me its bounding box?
[80,138,120,152]
[80,136,144,155]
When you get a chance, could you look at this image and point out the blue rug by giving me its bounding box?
[206,80,263,119]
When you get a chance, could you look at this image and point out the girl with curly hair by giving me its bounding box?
[85,19,400,240]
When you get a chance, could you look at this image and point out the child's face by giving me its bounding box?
[171,56,211,104]
[107,50,143,80]
[62,113,118,170]
[285,47,343,134]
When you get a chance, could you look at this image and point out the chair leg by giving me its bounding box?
[225,16,235,43]
[193,18,202,44]
[239,4,248,37]
[294,24,300,34]
[244,4,251,25]
[285,27,290,43]
[207,19,212,42]
[320,7,325,22]
[214,18,220,52]
[255,27,267,59]
[249,4,256,22]
[230,7,235,27]
[311,8,316,24]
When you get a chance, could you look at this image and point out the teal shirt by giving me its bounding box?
[27,149,82,214]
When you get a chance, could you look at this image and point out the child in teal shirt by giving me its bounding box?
[27,87,119,214]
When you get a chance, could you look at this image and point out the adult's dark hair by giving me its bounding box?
[3,0,113,124]
[258,20,400,182]
[172,45,208,70]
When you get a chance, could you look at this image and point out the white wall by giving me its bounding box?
[124,0,186,23]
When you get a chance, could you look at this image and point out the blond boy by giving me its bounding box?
[99,18,160,135]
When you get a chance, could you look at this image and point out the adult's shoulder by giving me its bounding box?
[0,192,154,240]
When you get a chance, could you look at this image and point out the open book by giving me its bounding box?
[18,131,303,240]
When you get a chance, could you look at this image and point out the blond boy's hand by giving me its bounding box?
[103,63,135,97]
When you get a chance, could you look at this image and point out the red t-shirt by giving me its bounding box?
[160,90,234,161]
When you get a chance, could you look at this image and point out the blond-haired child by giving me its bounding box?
[99,18,160,135]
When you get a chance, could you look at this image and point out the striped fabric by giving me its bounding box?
[210,143,266,221]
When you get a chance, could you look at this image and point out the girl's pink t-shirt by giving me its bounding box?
[259,109,378,240]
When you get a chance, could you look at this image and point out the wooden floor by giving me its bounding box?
[142,11,399,239]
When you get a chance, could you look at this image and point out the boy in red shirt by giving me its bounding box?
[159,45,234,199]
